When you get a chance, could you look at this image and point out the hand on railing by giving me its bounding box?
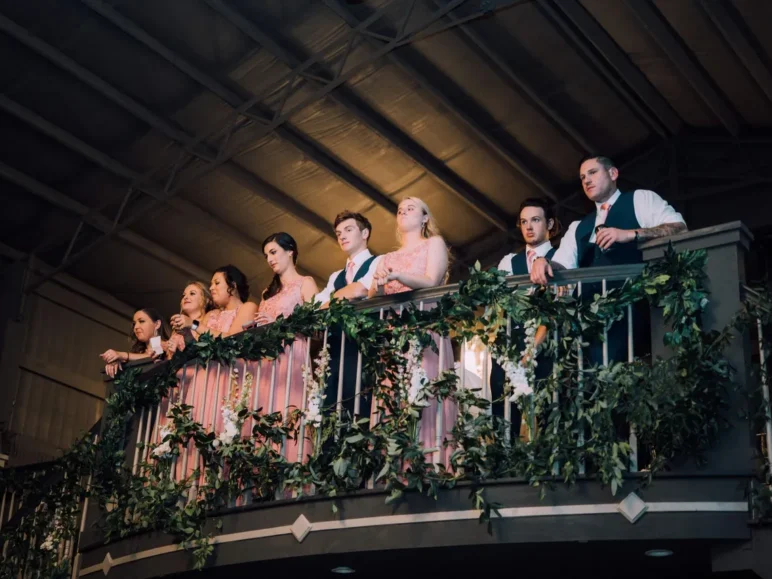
[105,361,122,379]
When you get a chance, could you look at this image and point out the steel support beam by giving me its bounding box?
[625,0,740,137]
[429,0,596,155]
[79,0,396,215]
[320,0,559,203]
[0,161,211,281]
[204,0,514,229]
[26,0,518,285]
[539,0,682,138]
[0,11,339,241]
[699,0,772,106]
[0,95,315,289]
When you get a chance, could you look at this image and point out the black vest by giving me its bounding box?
[575,192,642,267]
[333,255,378,291]
[510,246,556,275]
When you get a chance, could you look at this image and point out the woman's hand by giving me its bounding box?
[100,349,127,364]
[373,263,399,288]
[105,361,122,379]
[170,314,193,332]
[166,334,185,357]
[254,312,272,326]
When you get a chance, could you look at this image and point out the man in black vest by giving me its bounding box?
[315,211,378,423]
[490,198,558,439]
[530,155,687,363]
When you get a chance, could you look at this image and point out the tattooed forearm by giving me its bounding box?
[636,222,687,241]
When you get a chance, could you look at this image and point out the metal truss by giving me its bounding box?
[25,0,524,292]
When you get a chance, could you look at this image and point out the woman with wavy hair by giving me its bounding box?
[165,281,214,356]
[368,197,457,466]
[253,232,318,464]
[100,308,171,378]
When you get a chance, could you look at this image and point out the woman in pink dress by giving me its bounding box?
[253,233,318,464]
[164,267,258,486]
[368,197,457,466]
[152,282,213,480]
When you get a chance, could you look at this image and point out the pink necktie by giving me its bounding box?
[597,202,610,226]
[527,249,537,271]
[345,260,355,284]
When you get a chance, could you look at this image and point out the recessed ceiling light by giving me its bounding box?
[645,549,674,558]
[331,566,356,574]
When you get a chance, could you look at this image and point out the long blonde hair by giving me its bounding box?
[397,197,450,282]
[397,196,443,244]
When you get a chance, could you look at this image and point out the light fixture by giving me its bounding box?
[331,566,356,574]
[644,549,674,558]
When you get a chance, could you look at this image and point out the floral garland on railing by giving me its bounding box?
[736,284,772,519]
[0,246,751,577]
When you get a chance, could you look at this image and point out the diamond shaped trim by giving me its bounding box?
[617,492,648,524]
[290,514,312,543]
[100,552,114,576]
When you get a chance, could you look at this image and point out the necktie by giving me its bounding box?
[527,249,537,272]
[597,202,611,226]
[345,260,355,284]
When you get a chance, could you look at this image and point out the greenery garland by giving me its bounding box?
[1,246,765,577]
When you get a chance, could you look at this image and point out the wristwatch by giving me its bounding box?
[191,320,200,332]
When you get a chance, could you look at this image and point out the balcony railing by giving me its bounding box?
[3,221,771,579]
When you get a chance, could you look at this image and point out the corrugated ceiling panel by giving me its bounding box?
[654,0,772,127]
[580,0,717,128]
[491,4,651,155]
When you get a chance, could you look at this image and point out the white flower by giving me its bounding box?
[40,535,56,551]
[407,365,429,407]
[215,404,242,448]
[152,425,175,457]
[302,345,330,428]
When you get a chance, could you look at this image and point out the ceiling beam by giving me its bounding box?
[429,0,596,155]
[0,95,318,287]
[77,0,396,217]
[624,0,740,137]
[698,0,772,107]
[0,161,211,281]
[320,0,560,203]
[203,0,516,232]
[539,0,682,138]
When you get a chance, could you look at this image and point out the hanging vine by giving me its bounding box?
[1,246,761,577]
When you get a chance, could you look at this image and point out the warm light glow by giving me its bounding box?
[644,549,674,558]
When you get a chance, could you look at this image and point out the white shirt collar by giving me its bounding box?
[524,239,553,257]
[595,189,621,212]
[346,248,373,270]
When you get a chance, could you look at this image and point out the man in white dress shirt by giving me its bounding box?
[315,211,378,307]
[530,155,687,364]
[497,197,558,276]
[531,155,686,282]
[491,197,558,439]
[315,211,378,427]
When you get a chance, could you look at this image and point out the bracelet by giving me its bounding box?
[123,352,130,363]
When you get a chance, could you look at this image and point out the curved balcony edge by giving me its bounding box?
[77,476,752,578]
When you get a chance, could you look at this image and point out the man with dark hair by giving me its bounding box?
[490,197,557,439]
[530,155,687,362]
[497,197,558,275]
[531,155,686,280]
[315,211,379,426]
[315,211,378,307]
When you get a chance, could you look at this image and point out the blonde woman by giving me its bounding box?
[166,281,214,356]
[368,197,448,297]
[368,197,456,465]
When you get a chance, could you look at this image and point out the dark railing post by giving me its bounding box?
[641,221,755,474]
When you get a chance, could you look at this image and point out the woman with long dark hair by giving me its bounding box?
[100,308,171,378]
[254,232,318,463]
